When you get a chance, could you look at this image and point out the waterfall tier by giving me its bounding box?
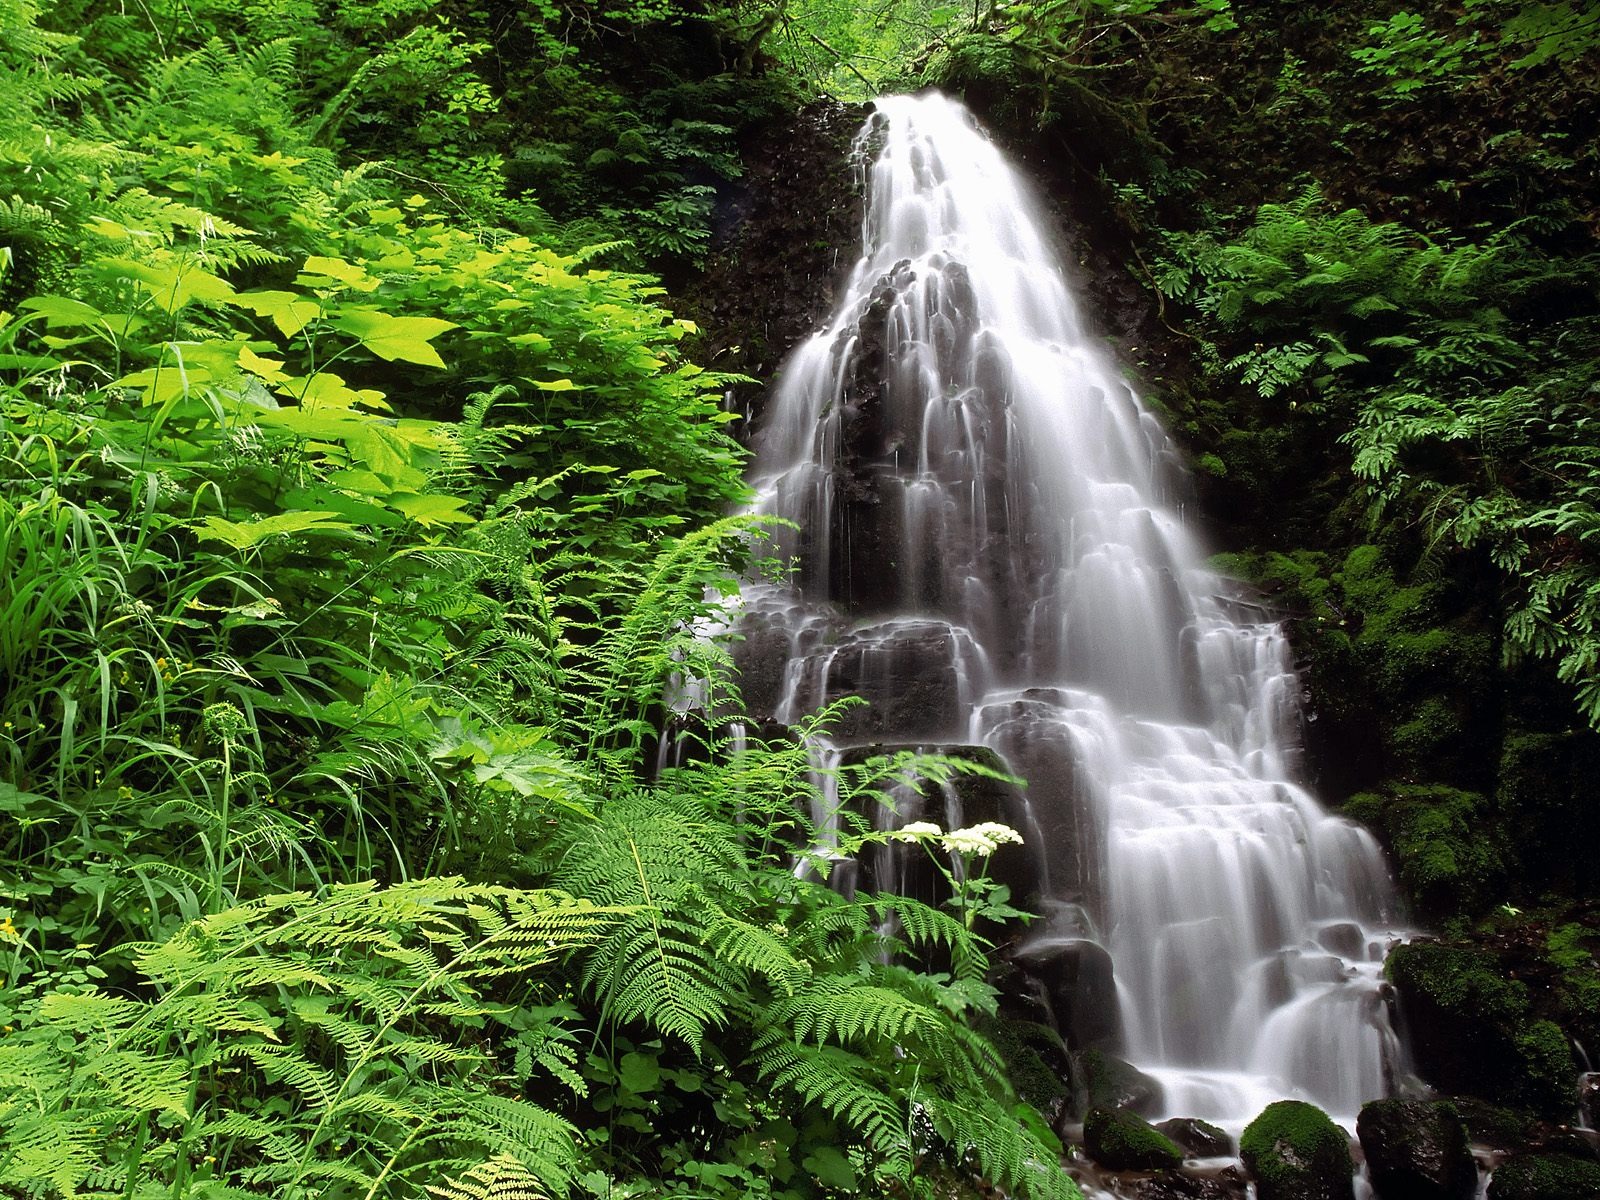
[737,91,1408,1127]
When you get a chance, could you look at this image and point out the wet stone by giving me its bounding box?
[1076,1048,1164,1117]
[1317,921,1368,960]
[1018,937,1122,1051]
[1356,1099,1476,1200]
[1156,1117,1234,1159]
[1133,1166,1249,1200]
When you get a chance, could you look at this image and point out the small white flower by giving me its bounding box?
[943,822,1024,856]
[891,820,944,842]
[965,821,1023,847]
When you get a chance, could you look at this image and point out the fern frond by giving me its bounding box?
[429,1153,551,1200]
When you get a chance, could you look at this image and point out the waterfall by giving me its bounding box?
[737,91,1408,1128]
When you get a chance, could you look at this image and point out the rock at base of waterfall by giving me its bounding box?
[1156,1117,1233,1159]
[1131,1167,1248,1200]
[1083,1106,1184,1171]
[1240,1100,1355,1200]
[1484,1153,1600,1200]
[1385,941,1576,1118]
[1356,1099,1476,1200]
[1019,937,1121,1051]
[1076,1048,1165,1117]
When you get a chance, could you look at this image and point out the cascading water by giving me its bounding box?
[736,92,1409,1129]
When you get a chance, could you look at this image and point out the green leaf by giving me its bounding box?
[328,309,456,368]
[19,295,105,328]
[618,1051,661,1094]
[297,256,379,291]
[193,510,356,549]
[386,493,475,527]
[279,371,389,413]
[801,1146,856,1189]
[104,258,237,314]
[232,290,323,337]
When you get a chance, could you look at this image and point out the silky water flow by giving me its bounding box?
[735,92,1410,1129]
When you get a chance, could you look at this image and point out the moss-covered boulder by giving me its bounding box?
[1084,1105,1185,1171]
[1356,1099,1476,1200]
[1386,941,1576,1117]
[1485,1153,1600,1200]
[1076,1047,1165,1115]
[1240,1101,1354,1200]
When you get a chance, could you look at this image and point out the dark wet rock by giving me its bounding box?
[1240,1100,1354,1200]
[804,621,974,740]
[1445,1097,1534,1150]
[684,99,866,399]
[1132,1166,1249,1200]
[1525,1122,1600,1163]
[1485,1152,1600,1200]
[1317,921,1368,960]
[1356,1099,1475,1200]
[1076,1048,1164,1117]
[1017,937,1122,1051]
[1386,940,1577,1118]
[1156,1117,1233,1159]
[1084,1105,1184,1171]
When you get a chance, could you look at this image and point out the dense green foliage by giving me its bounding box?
[0,2,1084,1198]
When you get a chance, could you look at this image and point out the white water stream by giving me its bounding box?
[739,92,1408,1128]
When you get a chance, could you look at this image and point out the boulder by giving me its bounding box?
[1356,1099,1475,1200]
[1076,1048,1164,1116]
[1485,1152,1600,1200]
[1020,937,1122,1050]
[1240,1100,1355,1200]
[1132,1166,1248,1199]
[1083,1105,1184,1171]
[1385,941,1576,1118]
[1156,1117,1233,1159]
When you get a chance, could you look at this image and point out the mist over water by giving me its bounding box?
[738,91,1409,1126]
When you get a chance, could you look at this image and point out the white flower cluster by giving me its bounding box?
[890,820,1024,856]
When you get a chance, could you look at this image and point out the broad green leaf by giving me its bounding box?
[238,345,290,385]
[194,510,353,549]
[387,493,475,527]
[232,290,323,338]
[297,256,378,291]
[533,378,580,391]
[328,309,456,368]
[19,295,105,328]
[279,371,389,413]
[115,362,215,407]
[105,258,237,313]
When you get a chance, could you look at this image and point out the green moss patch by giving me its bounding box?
[1240,1100,1354,1200]
[1083,1106,1184,1171]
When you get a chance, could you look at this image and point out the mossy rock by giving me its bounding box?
[1447,1097,1534,1149]
[1387,941,1576,1117]
[1240,1100,1354,1200]
[1083,1105,1184,1171]
[1075,1048,1164,1115]
[1341,784,1504,921]
[1486,1153,1600,1200]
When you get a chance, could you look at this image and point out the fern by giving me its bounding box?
[430,1154,551,1200]
[0,880,619,1200]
